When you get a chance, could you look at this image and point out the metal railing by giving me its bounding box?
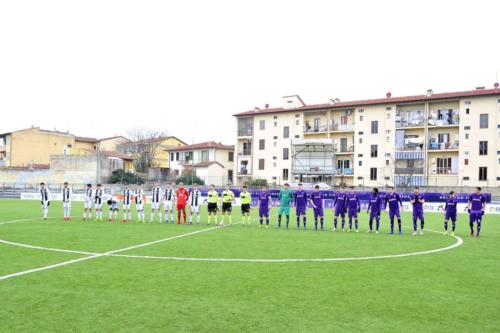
[395,167,424,174]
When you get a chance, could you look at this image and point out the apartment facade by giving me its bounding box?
[0,127,130,168]
[233,86,500,188]
[168,141,235,186]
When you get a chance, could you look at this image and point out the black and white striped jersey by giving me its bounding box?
[85,188,93,201]
[94,189,104,204]
[151,187,162,203]
[164,188,175,202]
[189,190,201,207]
[135,189,144,204]
[123,189,132,205]
[61,188,72,203]
[40,188,50,202]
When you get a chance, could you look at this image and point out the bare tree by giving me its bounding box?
[120,127,169,173]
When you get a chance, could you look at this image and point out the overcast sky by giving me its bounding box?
[1,0,499,144]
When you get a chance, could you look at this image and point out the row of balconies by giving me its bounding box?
[303,124,355,133]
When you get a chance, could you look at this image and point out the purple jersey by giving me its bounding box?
[385,193,402,212]
[259,191,270,208]
[334,192,347,210]
[367,195,381,214]
[294,190,308,208]
[310,191,324,208]
[347,193,360,211]
[469,193,485,212]
[410,193,424,212]
[445,197,458,214]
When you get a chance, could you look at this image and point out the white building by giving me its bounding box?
[168,141,234,186]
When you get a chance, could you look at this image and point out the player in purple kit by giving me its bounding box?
[410,186,425,235]
[443,191,458,236]
[310,185,324,231]
[366,188,381,233]
[384,187,403,235]
[467,187,486,237]
[294,183,308,229]
[333,186,348,232]
[258,186,272,229]
[346,186,360,232]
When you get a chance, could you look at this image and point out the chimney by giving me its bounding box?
[253,106,260,112]
[426,89,433,97]
[494,82,499,89]
[475,86,485,90]
[386,92,392,98]
[264,103,269,109]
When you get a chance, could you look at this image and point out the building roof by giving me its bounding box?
[123,136,187,146]
[75,136,98,143]
[0,126,73,137]
[233,87,500,117]
[169,141,234,151]
[80,149,135,160]
[184,161,225,168]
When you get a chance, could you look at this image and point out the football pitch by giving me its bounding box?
[1,200,499,332]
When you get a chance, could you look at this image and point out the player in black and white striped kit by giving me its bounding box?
[122,185,133,222]
[135,185,145,223]
[163,183,176,224]
[94,184,104,221]
[150,181,163,223]
[40,182,50,220]
[61,181,72,220]
[188,183,202,224]
[83,184,93,221]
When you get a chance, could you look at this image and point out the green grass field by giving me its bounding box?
[1,199,499,332]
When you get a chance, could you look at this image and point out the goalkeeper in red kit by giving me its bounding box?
[176,182,189,224]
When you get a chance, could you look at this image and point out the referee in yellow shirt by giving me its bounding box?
[220,184,235,226]
[207,184,219,225]
[239,185,252,225]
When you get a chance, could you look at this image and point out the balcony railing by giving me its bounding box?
[238,150,252,156]
[396,144,424,151]
[433,167,456,175]
[238,129,253,137]
[337,168,354,175]
[334,146,354,154]
[395,167,424,175]
[428,142,459,150]
[238,168,251,175]
[428,118,460,126]
[331,124,355,131]
[304,125,328,133]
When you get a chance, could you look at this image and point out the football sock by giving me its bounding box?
[355,219,358,229]
[266,218,269,226]
[296,216,300,227]
[397,219,402,232]
[286,215,289,227]
[349,217,352,229]
[320,218,324,229]
[420,220,425,230]
[376,218,380,231]
[369,219,373,231]
[470,222,474,233]
[452,221,456,232]
[278,215,281,227]
[444,221,448,231]
[260,218,263,225]
[477,221,481,236]
[390,219,394,233]
[303,217,306,228]
[334,218,337,228]
[413,219,417,231]
[341,219,345,229]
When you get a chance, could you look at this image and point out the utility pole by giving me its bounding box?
[96,142,101,184]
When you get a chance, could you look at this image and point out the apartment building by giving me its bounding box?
[0,127,130,168]
[168,141,234,186]
[233,85,500,188]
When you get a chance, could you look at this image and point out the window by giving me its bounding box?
[273,142,277,147]
[479,141,488,155]
[464,126,471,130]
[283,148,289,160]
[273,162,277,167]
[259,120,265,130]
[370,168,377,181]
[201,150,209,162]
[385,153,391,157]
[479,167,487,181]
[387,113,391,119]
[274,121,277,127]
[437,157,452,174]
[176,152,179,161]
[340,138,348,152]
[283,126,290,138]
[259,139,265,150]
[480,114,489,128]
[273,156,277,160]
[466,108,470,115]
[185,152,193,162]
[228,151,234,162]
[371,121,379,134]
[359,138,363,144]
[359,115,364,121]
[358,154,363,157]
[370,145,378,158]
[258,159,265,170]
[465,133,469,139]
[295,135,300,139]
[228,170,233,183]
[170,153,174,161]
[386,130,391,134]
[465,101,471,105]
[358,160,362,166]
[385,159,389,165]
[283,169,289,181]
[359,108,364,113]
[386,136,390,142]
[273,116,278,120]
[463,176,470,180]
[464,159,469,165]
[295,119,299,126]
[386,107,392,110]
[358,131,364,135]
[295,114,300,118]
[273,136,278,140]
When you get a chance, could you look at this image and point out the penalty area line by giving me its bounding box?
[0,223,233,281]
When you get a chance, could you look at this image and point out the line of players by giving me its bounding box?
[39,182,487,236]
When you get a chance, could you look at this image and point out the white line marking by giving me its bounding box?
[0,217,43,225]
[0,224,227,281]
[0,218,463,264]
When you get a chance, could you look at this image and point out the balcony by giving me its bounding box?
[395,167,424,175]
[238,129,253,137]
[428,142,459,151]
[237,168,251,176]
[428,109,460,127]
[396,110,425,128]
[304,125,328,133]
[334,146,354,154]
[432,167,457,175]
[395,150,425,160]
[336,167,354,175]
[331,124,355,132]
[238,149,252,156]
